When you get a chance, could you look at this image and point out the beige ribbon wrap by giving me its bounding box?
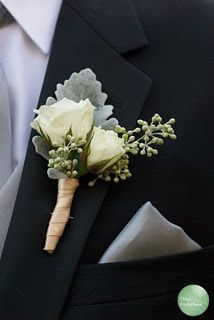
[44,178,79,254]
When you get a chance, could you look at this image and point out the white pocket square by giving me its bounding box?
[99,201,201,263]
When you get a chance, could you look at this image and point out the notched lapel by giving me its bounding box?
[0,2,152,320]
[65,0,149,54]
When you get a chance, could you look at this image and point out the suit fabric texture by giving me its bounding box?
[0,0,213,319]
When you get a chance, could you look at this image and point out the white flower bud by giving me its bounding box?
[87,127,125,173]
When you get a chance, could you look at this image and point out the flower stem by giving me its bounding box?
[43,178,79,254]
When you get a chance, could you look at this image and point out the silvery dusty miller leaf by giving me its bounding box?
[94,105,113,125]
[46,68,117,129]
[47,168,68,179]
[54,68,107,108]
[101,118,118,130]
[32,136,52,160]
[46,96,56,106]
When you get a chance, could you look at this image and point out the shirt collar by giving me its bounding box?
[1,0,63,54]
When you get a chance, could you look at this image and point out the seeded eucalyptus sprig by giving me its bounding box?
[88,154,131,186]
[89,114,176,185]
[47,134,85,178]
[115,113,176,157]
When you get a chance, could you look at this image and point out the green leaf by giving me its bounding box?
[77,162,89,177]
[81,127,94,159]
[76,127,94,177]
[88,158,112,174]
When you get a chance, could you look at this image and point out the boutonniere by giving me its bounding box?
[30,69,176,254]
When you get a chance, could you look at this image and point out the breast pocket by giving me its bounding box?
[63,245,214,320]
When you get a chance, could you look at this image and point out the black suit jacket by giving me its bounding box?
[0,0,214,319]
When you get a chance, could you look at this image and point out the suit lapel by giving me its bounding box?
[0,1,151,319]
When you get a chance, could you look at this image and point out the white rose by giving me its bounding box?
[87,126,125,173]
[31,98,95,145]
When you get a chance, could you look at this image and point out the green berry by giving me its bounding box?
[72,170,78,177]
[152,149,158,155]
[162,132,168,138]
[73,159,78,166]
[131,149,138,155]
[169,134,177,140]
[129,136,135,142]
[137,119,144,125]
[157,138,164,145]
[122,134,128,141]
[49,150,56,157]
[169,118,176,124]
[140,150,146,155]
[67,135,72,141]
[88,181,95,187]
[57,147,63,153]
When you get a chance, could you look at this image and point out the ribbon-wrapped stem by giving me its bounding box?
[44,178,79,254]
